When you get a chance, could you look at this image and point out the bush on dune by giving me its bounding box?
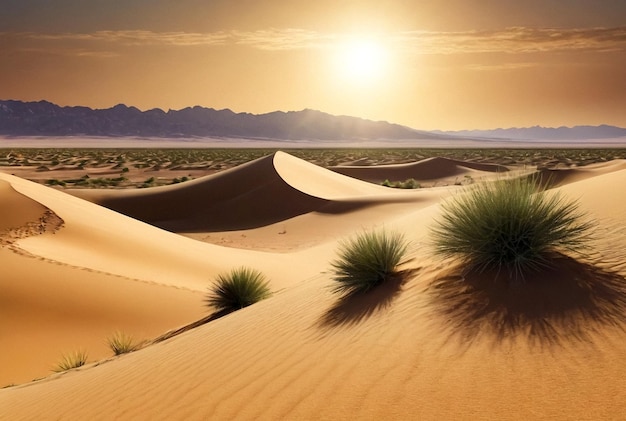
[107,331,138,356]
[431,176,594,279]
[330,229,410,296]
[53,350,88,372]
[205,267,272,314]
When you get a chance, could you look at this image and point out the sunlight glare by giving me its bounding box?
[334,38,389,85]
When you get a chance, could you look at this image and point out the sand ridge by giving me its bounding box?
[1,152,626,419]
[330,156,510,185]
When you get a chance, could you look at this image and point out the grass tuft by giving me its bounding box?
[330,229,410,295]
[205,267,272,314]
[107,331,138,355]
[53,350,88,372]
[431,176,594,278]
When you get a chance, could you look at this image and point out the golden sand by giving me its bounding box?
[1,151,625,420]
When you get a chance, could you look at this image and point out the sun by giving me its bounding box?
[334,38,389,85]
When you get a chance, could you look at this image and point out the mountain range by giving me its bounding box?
[435,126,626,141]
[0,100,439,141]
[1,100,625,142]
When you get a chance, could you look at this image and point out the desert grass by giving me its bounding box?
[107,331,138,356]
[431,176,595,279]
[330,229,410,296]
[53,350,88,372]
[205,267,272,314]
[382,178,421,189]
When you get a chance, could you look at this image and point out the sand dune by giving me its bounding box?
[330,156,509,184]
[537,159,626,187]
[1,152,626,419]
[72,151,424,233]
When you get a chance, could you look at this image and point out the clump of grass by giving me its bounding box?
[381,178,421,189]
[431,176,594,278]
[53,350,88,372]
[205,267,272,314]
[330,229,410,296]
[107,331,138,355]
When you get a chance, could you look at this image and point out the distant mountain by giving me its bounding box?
[0,100,443,141]
[434,125,626,141]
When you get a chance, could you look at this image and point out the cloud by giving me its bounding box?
[232,28,334,50]
[399,27,626,54]
[23,30,230,46]
[464,62,539,71]
[2,26,625,56]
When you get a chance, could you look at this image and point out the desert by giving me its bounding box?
[3,0,626,417]
[1,145,626,419]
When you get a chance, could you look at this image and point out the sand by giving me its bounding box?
[1,151,625,420]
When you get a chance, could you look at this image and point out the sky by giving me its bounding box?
[1,0,625,130]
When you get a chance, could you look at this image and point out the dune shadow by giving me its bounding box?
[429,253,626,349]
[152,309,231,344]
[319,269,417,328]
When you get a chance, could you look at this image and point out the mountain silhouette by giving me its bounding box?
[0,100,443,140]
[435,125,626,140]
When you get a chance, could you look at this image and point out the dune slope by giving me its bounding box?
[1,159,626,419]
[71,151,419,232]
[0,152,442,386]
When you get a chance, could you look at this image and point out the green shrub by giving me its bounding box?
[205,267,272,314]
[381,178,420,189]
[400,178,420,189]
[330,229,410,295]
[431,176,594,278]
[107,331,137,355]
[53,350,88,372]
[46,179,66,187]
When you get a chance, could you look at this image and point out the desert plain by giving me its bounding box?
[1,142,626,420]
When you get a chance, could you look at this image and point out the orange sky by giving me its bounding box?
[1,0,625,130]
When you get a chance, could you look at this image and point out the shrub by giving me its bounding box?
[107,331,137,355]
[53,350,88,372]
[400,178,420,189]
[431,176,594,278]
[46,179,66,187]
[381,178,420,189]
[330,229,410,295]
[205,267,272,314]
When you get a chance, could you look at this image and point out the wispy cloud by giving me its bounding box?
[23,30,230,46]
[3,26,625,56]
[464,62,539,71]
[12,46,120,58]
[233,28,334,50]
[399,27,626,54]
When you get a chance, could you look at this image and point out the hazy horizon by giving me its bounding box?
[1,1,625,131]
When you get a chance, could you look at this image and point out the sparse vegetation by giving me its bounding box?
[431,176,595,278]
[4,148,626,189]
[330,229,410,296]
[45,178,66,187]
[53,350,88,372]
[170,176,190,184]
[205,267,272,314]
[107,331,138,355]
[382,178,421,189]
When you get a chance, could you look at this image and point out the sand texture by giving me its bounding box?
[1,151,626,420]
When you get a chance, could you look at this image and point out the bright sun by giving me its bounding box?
[334,38,388,84]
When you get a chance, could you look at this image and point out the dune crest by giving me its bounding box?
[0,180,63,248]
[330,156,509,184]
[72,151,429,235]
[537,158,626,186]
